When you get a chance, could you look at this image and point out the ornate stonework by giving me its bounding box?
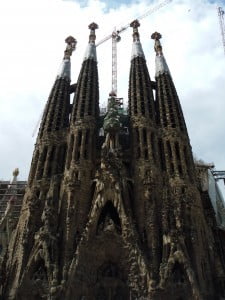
[0,23,225,300]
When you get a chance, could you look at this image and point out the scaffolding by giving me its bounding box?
[0,175,26,219]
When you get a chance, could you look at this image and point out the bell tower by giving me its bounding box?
[1,23,225,300]
[59,22,100,275]
[128,21,162,283]
[1,35,77,299]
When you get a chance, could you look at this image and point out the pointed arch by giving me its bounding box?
[29,258,49,298]
[96,201,122,235]
[171,261,186,284]
[163,258,196,299]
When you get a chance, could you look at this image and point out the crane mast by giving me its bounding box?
[218,7,225,54]
[111,30,121,96]
[111,35,117,96]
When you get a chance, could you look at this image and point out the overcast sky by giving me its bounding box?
[0,0,225,194]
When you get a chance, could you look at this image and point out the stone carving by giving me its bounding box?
[1,23,225,300]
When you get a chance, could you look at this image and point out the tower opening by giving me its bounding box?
[97,201,122,234]
[171,262,186,284]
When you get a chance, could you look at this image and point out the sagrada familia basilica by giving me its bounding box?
[0,21,225,299]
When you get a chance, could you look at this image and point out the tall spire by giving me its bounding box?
[71,23,99,121]
[128,20,155,119]
[83,22,98,62]
[63,23,100,254]
[151,31,186,131]
[151,32,194,180]
[130,20,145,60]
[29,37,76,183]
[151,32,170,77]
[128,22,161,277]
[57,36,77,79]
[38,36,76,138]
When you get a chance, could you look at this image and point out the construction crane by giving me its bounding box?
[96,0,172,96]
[218,7,225,54]
[32,0,172,137]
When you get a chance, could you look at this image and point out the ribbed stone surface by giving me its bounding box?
[39,78,70,137]
[155,72,186,131]
[71,58,99,121]
[129,56,155,119]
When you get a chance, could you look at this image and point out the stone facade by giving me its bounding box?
[0,22,225,299]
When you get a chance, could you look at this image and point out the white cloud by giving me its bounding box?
[0,0,224,197]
